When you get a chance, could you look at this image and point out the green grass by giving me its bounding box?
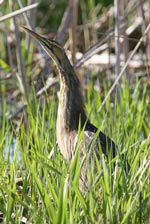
[0,1,150,223]
[0,78,150,223]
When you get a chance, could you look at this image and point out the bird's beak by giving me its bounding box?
[22,26,48,47]
[22,26,65,74]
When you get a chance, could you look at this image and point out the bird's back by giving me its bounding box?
[85,121,116,158]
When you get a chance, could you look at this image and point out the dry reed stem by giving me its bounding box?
[98,23,150,112]
[0,3,38,22]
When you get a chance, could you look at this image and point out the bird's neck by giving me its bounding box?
[57,73,87,131]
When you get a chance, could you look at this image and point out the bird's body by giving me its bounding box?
[23,27,116,172]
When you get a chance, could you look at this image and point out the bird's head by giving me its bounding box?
[22,26,67,73]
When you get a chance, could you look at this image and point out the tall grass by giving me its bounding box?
[0,1,150,222]
[0,77,150,223]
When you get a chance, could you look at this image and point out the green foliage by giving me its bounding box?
[0,1,150,223]
[1,79,150,223]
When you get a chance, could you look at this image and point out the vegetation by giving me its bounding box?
[1,78,150,223]
[0,0,150,223]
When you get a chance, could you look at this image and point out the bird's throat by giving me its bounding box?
[57,81,87,132]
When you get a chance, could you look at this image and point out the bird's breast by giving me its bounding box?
[56,121,78,160]
[56,87,77,160]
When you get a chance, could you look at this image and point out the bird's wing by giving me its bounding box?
[85,122,116,157]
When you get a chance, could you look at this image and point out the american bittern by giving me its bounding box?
[23,27,115,180]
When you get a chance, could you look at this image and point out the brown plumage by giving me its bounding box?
[23,27,116,182]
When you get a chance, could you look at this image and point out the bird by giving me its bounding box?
[23,27,116,185]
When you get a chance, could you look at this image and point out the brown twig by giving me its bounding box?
[56,3,73,43]
[69,0,78,63]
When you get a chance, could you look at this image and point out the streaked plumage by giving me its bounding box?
[23,27,116,183]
